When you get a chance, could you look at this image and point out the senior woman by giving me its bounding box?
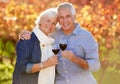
[12,8,58,84]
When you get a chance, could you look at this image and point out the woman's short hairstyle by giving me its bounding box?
[57,2,76,16]
[35,8,58,25]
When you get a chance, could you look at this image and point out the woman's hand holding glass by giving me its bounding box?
[43,55,59,68]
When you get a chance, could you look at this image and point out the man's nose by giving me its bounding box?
[63,18,67,22]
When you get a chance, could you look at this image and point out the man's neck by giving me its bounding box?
[62,25,75,35]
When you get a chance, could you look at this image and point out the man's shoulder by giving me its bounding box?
[79,28,91,36]
[55,27,61,32]
[52,28,61,34]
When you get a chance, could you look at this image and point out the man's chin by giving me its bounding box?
[62,27,70,30]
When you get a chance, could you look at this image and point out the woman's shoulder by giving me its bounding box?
[16,32,36,48]
[31,32,39,42]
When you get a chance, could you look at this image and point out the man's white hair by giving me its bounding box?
[57,2,76,16]
[35,8,58,25]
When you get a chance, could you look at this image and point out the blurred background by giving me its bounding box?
[0,0,120,84]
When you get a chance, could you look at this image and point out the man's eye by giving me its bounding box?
[59,16,63,19]
[47,20,50,22]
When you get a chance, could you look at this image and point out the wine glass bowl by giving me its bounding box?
[59,39,67,51]
[52,44,60,55]
[52,49,59,55]
[59,44,67,51]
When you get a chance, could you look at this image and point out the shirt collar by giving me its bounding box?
[59,23,81,36]
[72,23,81,36]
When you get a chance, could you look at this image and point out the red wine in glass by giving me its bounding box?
[59,39,67,51]
[52,49,60,55]
[52,44,59,55]
[59,44,67,51]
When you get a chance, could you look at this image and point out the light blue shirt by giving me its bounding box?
[52,23,100,84]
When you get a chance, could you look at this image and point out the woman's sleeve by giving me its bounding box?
[16,39,32,73]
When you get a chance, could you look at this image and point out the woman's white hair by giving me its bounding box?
[35,8,58,25]
[57,2,76,16]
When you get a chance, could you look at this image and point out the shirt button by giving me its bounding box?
[66,79,69,82]
[64,70,67,73]
[63,62,65,64]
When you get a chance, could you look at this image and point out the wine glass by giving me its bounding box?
[59,39,67,51]
[52,44,60,55]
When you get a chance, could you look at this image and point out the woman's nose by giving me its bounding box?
[48,22,52,28]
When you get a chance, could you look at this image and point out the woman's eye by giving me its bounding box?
[47,20,50,22]
[52,23,56,25]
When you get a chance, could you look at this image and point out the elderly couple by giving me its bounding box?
[12,2,100,84]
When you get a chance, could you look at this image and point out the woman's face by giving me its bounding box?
[40,17,57,35]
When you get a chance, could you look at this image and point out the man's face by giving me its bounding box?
[40,17,57,35]
[58,7,75,33]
